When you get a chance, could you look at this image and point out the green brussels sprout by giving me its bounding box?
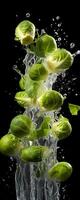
[15,20,35,45]
[15,91,32,108]
[20,145,48,162]
[48,161,72,182]
[28,116,51,140]
[43,48,73,73]
[29,34,57,57]
[52,115,72,140]
[29,63,48,81]
[10,114,32,138]
[68,103,80,115]
[19,74,44,99]
[38,90,64,111]
[0,133,20,156]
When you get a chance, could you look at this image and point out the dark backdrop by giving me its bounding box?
[0,3,80,200]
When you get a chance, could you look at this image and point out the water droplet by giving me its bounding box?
[75,93,78,96]
[65,35,68,38]
[58,23,62,27]
[55,31,58,35]
[52,18,55,21]
[70,42,75,49]
[9,92,11,95]
[50,23,53,28]
[10,157,14,161]
[62,156,65,159]
[26,13,30,18]
[56,16,60,20]
[2,178,5,182]
[41,29,46,35]
[72,77,77,81]
[16,14,18,18]
[58,37,61,41]
[75,50,80,55]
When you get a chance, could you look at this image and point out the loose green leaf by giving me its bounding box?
[68,103,80,115]
[19,75,27,90]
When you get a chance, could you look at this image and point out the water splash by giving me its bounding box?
[15,45,60,199]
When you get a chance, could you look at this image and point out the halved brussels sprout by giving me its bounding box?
[0,133,20,156]
[68,103,80,115]
[29,63,48,81]
[29,34,57,57]
[38,90,64,111]
[15,91,32,108]
[52,115,72,140]
[15,20,35,45]
[10,114,32,138]
[48,161,72,182]
[20,145,48,162]
[43,48,73,73]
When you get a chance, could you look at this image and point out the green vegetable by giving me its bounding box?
[15,20,35,45]
[20,145,48,162]
[28,116,51,140]
[19,74,45,99]
[68,103,80,115]
[0,133,20,156]
[48,161,72,182]
[52,115,72,140]
[43,48,73,73]
[15,91,32,108]
[10,114,32,138]
[38,90,64,111]
[19,75,27,90]
[29,63,48,81]
[29,34,57,57]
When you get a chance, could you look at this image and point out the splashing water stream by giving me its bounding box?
[15,50,60,200]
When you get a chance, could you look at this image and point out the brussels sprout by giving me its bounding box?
[20,74,44,99]
[52,115,72,140]
[10,114,32,138]
[48,161,72,182]
[38,90,64,111]
[43,48,73,73]
[68,103,80,115]
[0,133,20,156]
[29,34,57,57]
[20,146,48,162]
[28,116,51,140]
[15,20,35,45]
[15,91,32,108]
[29,63,48,81]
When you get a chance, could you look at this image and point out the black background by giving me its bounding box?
[0,3,80,200]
